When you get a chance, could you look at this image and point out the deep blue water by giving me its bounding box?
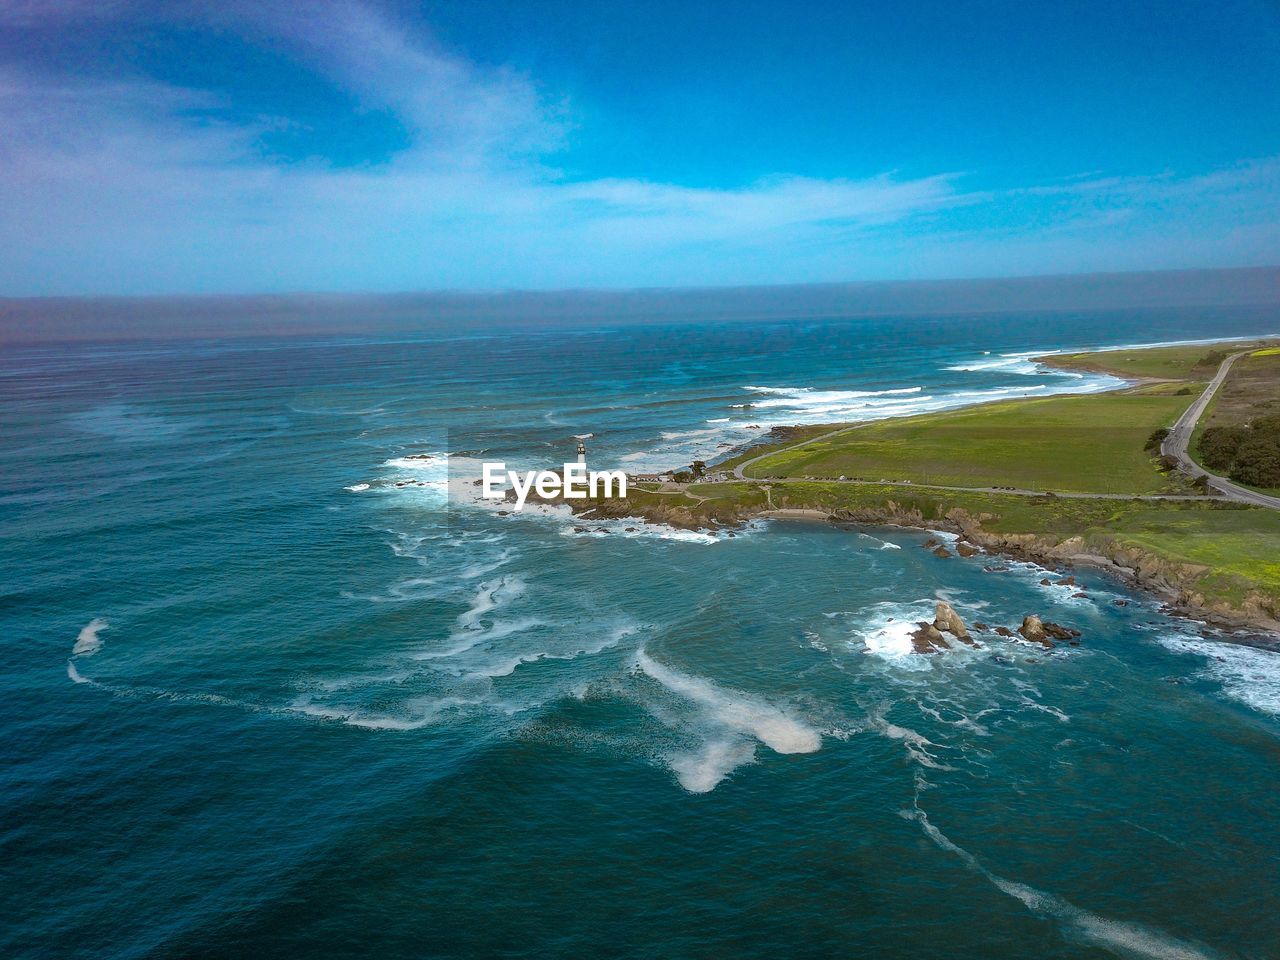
[3,306,1279,959]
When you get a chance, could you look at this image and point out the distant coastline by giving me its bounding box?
[557,336,1280,637]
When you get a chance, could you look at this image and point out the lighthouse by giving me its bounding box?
[576,438,587,467]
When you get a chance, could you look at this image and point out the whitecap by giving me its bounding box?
[669,738,757,793]
[1158,634,1280,716]
[636,650,821,755]
[345,483,370,492]
[72,618,109,657]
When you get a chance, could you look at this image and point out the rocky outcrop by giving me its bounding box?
[576,491,1280,635]
[956,542,980,557]
[934,601,974,643]
[1018,615,1049,644]
[910,622,950,654]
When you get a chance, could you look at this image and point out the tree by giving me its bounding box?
[1145,428,1169,451]
[690,460,707,478]
[1229,438,1280,488]
[1250,413,1280,441]
[1197,426,1249,471]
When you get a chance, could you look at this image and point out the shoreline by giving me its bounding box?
[574,336,1280,637]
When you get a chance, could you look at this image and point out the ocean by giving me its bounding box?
[2,304,1278,959]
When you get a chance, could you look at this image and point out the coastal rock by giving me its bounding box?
[933,601,972,641]
[994,626,1014,637]
[1018,615,1054,648]
[1113,599,1129,607]
[972,621,989,632]
[910,622,950,654]
[1042,621,1080,641]
[1058,575,1077,586]
[1018,615,1046,640]
[932,545,952,559]
[956,542,980,557]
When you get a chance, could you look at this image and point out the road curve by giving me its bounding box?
[1161,351,1280,509]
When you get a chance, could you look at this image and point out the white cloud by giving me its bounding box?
[0,0,1277,294]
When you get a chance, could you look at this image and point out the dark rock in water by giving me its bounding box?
[727,532,736,538]
[1113,599,1129,607]
[497,510,510,516]
[911,621,950,654]
[1039,578,1052,586]
[1018,615,1055,648]
[932,545,952,559]
[922,537,939,549]
[573,526,587,533]
[1058,575,1077,586]
[1042,621,1081,640]
[972,621,989,632]
[995,626,1015,637]
[598,528,611,534]
[625,527,637,532]
[956,542,980,557]
[933,601,973,643]
[1072,591,1088,599]
[983,564,1010,573]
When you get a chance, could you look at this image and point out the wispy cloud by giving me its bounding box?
[0,0,1277,294]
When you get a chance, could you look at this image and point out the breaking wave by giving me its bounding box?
[72,618,109,657]
[636,649,821,792]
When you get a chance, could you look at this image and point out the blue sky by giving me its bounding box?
[1,0,1278,295]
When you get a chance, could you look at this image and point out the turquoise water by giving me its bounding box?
[3,307,1279,959]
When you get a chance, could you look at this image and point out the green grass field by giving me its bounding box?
[615,339,1280,620]
[741,387,1198,494]
[1042,343,1239,380]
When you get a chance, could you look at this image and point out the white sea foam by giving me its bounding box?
[1158,634,1280,716]
[914,805,1217,960]
[851,601,936,666]
[72,618,109,657]
[289,696,477,730]
[945,355,1043,375]
[67,661,89,683]
[669,738,757,793]
[457,576,526,630]
[637,650,821,755]
[871,712,953,769]
[560,519,727,545]
[345,483,370,492]
[467,624,638,679]
[415,577,536,661]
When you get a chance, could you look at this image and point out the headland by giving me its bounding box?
[558,337,1280,636]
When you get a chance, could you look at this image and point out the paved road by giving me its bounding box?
[1161,350,1280,509]
[728,351,1278,509]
